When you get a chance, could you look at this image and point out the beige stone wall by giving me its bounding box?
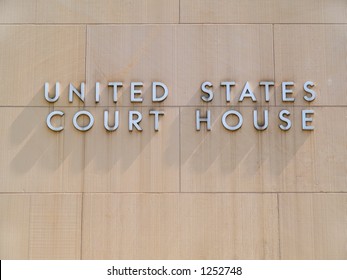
[0,0,346,259]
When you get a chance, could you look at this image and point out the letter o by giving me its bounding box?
[73,110,94,131]
[222,110,243,131]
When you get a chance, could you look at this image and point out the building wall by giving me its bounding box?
[0,0,346,259]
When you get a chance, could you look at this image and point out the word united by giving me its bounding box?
[45,81,316,132]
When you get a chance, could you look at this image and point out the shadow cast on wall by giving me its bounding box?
[8,83,313,193]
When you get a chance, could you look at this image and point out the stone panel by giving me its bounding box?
[177,24,274,106]
[84,107,179,192]
[37,0,179,24]
[181,106,347,192]
[0,107,84,192]
[82,193,279,259]
[0,194,82,259]
[274,24,347,106]
[0,0,36,23]
[180,0,347,24]
[0,0,179,24]
[87,24,274,107]
[86,25,177,106]
[279,194,347,259]
[0,25,85,106]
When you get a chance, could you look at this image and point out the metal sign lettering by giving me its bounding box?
[44,81,316,132]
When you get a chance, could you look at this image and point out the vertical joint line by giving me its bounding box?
[277,193,281,259]
[80,194,84,259]
[179,107,181,192]
[34,0,38,23]
[272,24,276,106]
[84,24,88,111]
[179,0,181,24]
[80,24,88,260]
[27,195,32,259]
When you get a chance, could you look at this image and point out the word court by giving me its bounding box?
[44,80,316,132]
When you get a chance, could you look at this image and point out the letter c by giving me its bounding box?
[46,111,64,132]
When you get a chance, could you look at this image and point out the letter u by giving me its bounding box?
[253,109,269,130]
[104,110,119,131]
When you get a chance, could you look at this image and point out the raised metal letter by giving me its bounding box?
[196,110,211,131]
[222,110,243,131]
[129,111,143,131]
[131,82,143,103]
[302,110,314,130]
[303,81,316,102]
[281,82,295,102]
[221,81,235,102]
[108,82,123,103]
[46,111,64,132]
[104,110,119,131]
[239,82,256,102]
[201,81,214,102]
[69,82,85,103]
[73,110,94,131]
[44,82,60,103]
[149,110,164,131]
[253,109,269,131]
[259,81,274,102]
[279,110,291,131]
[95,82,100,103]
[152,82,168,102]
